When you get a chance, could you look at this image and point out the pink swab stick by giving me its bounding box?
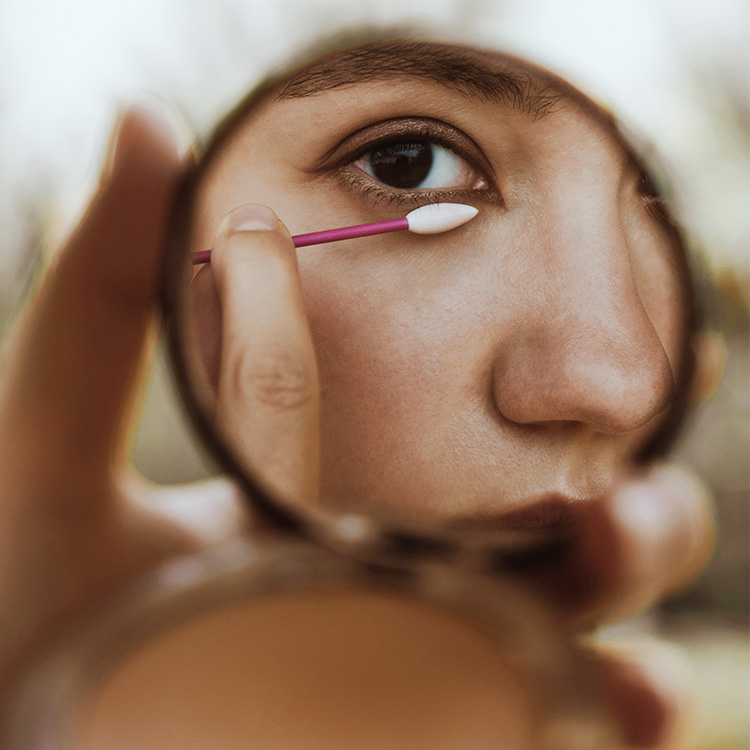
[191,203,478,264]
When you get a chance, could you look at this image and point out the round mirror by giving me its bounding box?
[164,33,697,540]
[8,538,619,749]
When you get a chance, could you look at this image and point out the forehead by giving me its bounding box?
[277,40,562,112]
[259,39,618,131]
[203,38,633,186]
[214,40,630,152]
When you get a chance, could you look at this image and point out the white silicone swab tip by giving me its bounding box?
[405,203,479,234]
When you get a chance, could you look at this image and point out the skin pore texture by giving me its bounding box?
[186,39,693,530]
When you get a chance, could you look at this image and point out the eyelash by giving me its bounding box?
[337,168,492,209]
[329,120,501,209]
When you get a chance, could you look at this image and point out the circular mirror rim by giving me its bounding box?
[161,30,702,562]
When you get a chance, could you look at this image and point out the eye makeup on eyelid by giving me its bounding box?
[304,113,671,222]
[309,117,502,210]
[262,85,673,242]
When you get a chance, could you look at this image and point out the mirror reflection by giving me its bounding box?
[175,37,695,532]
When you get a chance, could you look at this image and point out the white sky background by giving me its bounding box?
[0,0,747,288]
[0,0,746,484]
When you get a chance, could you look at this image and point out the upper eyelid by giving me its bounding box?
[309,117,497,183]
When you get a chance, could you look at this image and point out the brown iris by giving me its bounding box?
[367,142,433,189]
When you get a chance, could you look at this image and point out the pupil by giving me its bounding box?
[370,142,433,189]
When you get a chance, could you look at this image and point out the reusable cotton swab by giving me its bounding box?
[191,203,478,264]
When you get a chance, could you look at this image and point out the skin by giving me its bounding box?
[189,43,692,531]
[0,91,715,749]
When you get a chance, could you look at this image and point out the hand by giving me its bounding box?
[0,99,713,748]
[528,463,713,748]
[187,204,320,509]
[0,103,247,701]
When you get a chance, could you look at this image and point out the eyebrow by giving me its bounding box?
[274,40,563,120]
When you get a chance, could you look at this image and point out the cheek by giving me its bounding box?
[292,232,505,512]
[296,243,466,426]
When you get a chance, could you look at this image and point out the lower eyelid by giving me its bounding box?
[335,166,502,210]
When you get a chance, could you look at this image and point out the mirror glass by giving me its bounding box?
[79,592,539,750]
[170,34,696,535]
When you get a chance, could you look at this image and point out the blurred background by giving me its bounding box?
[0,1,747,747]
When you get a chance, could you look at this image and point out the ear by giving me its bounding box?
[687,332,726,404]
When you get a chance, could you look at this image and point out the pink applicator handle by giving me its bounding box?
[191,217,408,264]
[292,217,409,247]
[192,203,477,264]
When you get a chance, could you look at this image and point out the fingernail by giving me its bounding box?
[223,204,280,234]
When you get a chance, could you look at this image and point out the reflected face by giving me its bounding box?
[190,40,692,529]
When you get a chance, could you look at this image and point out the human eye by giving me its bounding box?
[353,141,483,192]
[316,118,500,208]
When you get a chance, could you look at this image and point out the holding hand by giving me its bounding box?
[0,104,713,749]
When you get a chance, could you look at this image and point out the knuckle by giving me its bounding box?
[229,348,315,411]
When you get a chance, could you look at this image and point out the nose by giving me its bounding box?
[491,206,675,435]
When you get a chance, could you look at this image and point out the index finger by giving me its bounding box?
[208,204,320,509]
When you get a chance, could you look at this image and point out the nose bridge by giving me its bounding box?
[551,184,637,324]
[492,173,675,434]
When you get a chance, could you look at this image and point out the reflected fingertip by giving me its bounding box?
[649,462,716,578]
[611,477,678,541]
[612,463,711,545]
